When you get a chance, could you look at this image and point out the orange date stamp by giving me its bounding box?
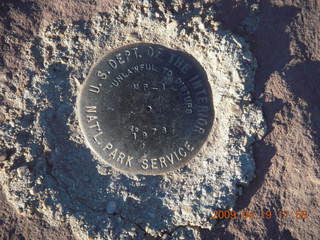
[210,209,309,220]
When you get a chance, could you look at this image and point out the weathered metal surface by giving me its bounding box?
[78,43,214,174]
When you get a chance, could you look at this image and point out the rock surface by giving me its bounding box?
[0,0,319,240]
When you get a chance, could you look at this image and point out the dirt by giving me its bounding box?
[0,0,319,239]
[204,0,320,239]
[0,189,74,240]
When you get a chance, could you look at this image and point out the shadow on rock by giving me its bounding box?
[32,62,172,238]
[202,1,302,239]
[284,60,320,155]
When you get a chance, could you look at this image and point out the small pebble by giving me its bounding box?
[0,152,7,161]
[17,166,26,177]
[106,201,117,214]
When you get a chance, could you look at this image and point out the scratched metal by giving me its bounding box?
[77,43,214,175]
